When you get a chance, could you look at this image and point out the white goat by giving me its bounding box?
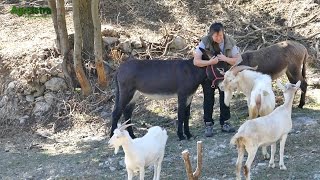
[230,80,301,180]
[219,65,276,160]
[108,120,168,180]
[219,65,276,119]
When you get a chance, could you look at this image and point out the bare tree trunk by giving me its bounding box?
[48,0,61,51]
[73,0,92,96]
[79,0,94,60]
[55,0,75,89]
[91,0,108,88]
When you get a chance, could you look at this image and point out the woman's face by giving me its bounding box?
[211,31,224,44]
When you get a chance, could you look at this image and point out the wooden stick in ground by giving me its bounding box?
[182,141,203,180]
[193,141,203,179]
[182,150,194,180]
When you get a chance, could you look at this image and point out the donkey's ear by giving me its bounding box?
[277,79,285,91]
[198,47,206,54]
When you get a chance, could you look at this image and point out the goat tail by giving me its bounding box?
[230,134,246,149]
[255,94,261,116]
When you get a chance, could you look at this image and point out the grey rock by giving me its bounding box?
[39,74,49,83]
[101,26,119,37]
[131,38,143,49]
[44,92,55,105]
[45,77,67,91]
[33,85,45,98]
[26,95,34,102]
[33,101,50,116]
[103,37,119,46]
[109,166,116,171]
[35,96,44,102]
[0,95,9,108]
[19,115,29,124]
[169,36,187,50]
[119,159,126,168]
[118,38,132,53]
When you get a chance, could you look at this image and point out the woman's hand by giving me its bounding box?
[209,56,219,65]
[217,53,228,62]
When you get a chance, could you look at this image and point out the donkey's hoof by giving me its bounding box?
[268,163,275,168]
[186,133,193,140]
[178,135,187,141]
[280,165,287,170]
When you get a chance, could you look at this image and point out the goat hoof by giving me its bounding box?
[263,153,270,160]
[298,104,304,108]
[268,163,275,168]
[280,165,287,170]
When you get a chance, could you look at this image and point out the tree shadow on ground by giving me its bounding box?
[100,0,176,31]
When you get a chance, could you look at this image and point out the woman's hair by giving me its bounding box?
[208,22,224,35]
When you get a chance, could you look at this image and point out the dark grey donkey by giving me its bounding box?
[235,41,308,108]
[109,49,225,140]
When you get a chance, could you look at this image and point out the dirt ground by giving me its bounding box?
[1,0,320,180]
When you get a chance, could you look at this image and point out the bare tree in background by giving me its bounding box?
[79,0,94,60]
[91,0,108,88]
[73,0,92,95]
[48,0,74,89]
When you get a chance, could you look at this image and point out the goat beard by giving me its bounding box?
[114,146,120,154]
[224,91,233,107]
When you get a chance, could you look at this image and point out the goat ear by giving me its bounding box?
[277,79,285,91]
[295,80,301,89]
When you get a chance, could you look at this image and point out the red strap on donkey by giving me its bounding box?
[206,65,224,88]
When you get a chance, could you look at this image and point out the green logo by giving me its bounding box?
[10,6,51,16]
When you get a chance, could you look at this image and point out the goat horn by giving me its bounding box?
[119,123,135,131]
[118,119,134,131]
[118,119,131,129]
[232,65,258,75]
[229,56,244,70]
[235,55,243,65]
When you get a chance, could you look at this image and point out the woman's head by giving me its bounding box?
[208,22,224,44]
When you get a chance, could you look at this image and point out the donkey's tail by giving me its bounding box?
[113,71,120,110]
[302,51,308,79]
